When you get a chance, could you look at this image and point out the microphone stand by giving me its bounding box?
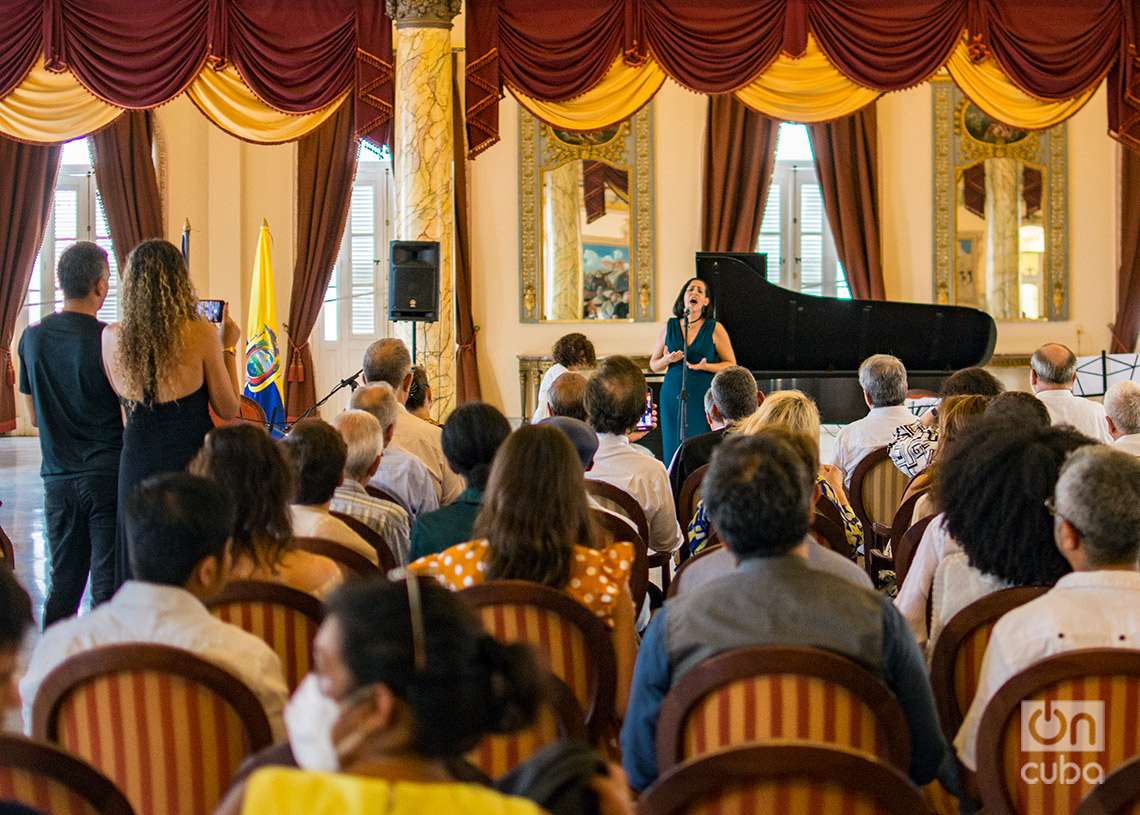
[678,307,691,456]
[284,368,363,432]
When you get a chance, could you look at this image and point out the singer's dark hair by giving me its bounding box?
[672,277,715,321]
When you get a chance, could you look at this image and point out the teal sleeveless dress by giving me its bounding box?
[660,317,717,466]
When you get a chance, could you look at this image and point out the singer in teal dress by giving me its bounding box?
[651,277,737,467]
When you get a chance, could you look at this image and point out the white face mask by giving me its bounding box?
[284,673,341,772]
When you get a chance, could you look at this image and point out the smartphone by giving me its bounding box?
[198,299,224,323]
[636,391,654,431]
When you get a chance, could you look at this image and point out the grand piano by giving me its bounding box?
[696,252,998,423]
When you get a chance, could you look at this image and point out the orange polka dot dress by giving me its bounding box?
[408,539,636,629]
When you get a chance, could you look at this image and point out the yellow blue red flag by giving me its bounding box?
[244,220,285,431]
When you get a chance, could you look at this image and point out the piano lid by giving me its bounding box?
[697,252,997,375]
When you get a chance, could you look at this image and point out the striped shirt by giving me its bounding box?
[331,479,411,566]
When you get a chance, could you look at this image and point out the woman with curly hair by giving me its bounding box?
[102,238,242,586]
[531,332,596,423]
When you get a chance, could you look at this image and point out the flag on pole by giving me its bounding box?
[244,220,285,432]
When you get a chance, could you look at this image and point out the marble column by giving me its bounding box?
[543,162,583,320]
[984,157,1021,320]
[388,0,461,419]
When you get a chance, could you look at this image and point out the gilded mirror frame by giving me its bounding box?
[518,104,656,323]
[932,78,1069,321]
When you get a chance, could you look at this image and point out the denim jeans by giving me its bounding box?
[42,471,118,626]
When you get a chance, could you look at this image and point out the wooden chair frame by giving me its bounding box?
[976,649,1140,815]
[871,488,930,565]
[928,586,1049,744]
[293,536,382,577]
[364,484,401,506]
[0,733,136,815]
[655,645,912,774]
[810,512,849,555]
[459,580,617,744]
[1075,751,1140,815]
[666,543,729,600]
[849,446,911,586]
[585,478,673,593]
[639,743,930,815]
[329,511,397,571]
[676,465,708,532]
[893,514,936,592]
[590,507,648,617]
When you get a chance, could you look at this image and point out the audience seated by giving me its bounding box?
[0,569,32,719]
[889,366,1004,477]
[620,430,949,792]
[532,333,596,424]
[1105,380,1140,456]
[362,339,463,504]
[216,578,546,815]
[19,473,288,739]
[585,355,683,554]
[832,354,918,490]
[983,389,1051,427]
[189,424,342,599]
[350,383,438,519]
[897,394,991,520]
[668,365,759,497]
[410,424,638,717]
[410,402,511,560]
[1031,342,1113,442]
[329,410,411,565]
[405,365,440,426]
[547,372,588,422]
[281,420,377,565]
[955,446,1140,770]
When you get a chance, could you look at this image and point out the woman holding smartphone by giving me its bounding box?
[102,239,242,587]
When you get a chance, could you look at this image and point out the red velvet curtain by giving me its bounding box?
[89,110,164,271]
[1112,147,1140,352]
[582,161,629,224]
[701,95,781,253]
[453,55,481,404]
[284,100,357,420]
[0,137,60,432]
[808,107,886,301]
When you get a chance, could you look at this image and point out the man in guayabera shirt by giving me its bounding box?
[18,242,123,626]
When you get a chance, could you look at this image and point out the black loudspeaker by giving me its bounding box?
[388,240,440,322]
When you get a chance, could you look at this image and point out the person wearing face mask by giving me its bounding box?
[216,577,546,815]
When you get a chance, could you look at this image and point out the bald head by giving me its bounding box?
[330,410,383,481]
[349,383,399,439]
[1031,343,1077,389]
[1106,380,1140,438]
[363,338,412,397]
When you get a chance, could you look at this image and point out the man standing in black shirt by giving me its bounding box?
[18,242,123,626]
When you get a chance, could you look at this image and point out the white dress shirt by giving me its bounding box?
[927,553,1009,661]
[955,570,1140,770]
[331,479,411,565]
[587,433,682,554]
[290,504,378,565]
[1035,388,1113,443]
[20,582,288,740]
[389,407,464,505]
[1113,433,1140,456]
[531,363,567,424]
[371,447,439,520]
[831,405,918,490]
[894,513,963,647]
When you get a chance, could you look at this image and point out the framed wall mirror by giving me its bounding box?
[518,105,656,322]
[932,79,1069,320]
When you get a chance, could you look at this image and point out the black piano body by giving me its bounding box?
[696,252,998,423]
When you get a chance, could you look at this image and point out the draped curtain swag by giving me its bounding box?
[284,99,357,420]
[0,136,60,432]
[452,54,481,404]
[466,0,1138,157]
[88,110,164,272]
[1112,148,1140,353]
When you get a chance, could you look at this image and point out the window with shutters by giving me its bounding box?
[756,123,850,299]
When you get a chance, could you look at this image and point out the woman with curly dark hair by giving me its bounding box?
[531,333,596,423]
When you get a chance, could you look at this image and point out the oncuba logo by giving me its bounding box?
[1020,701,1104,785]
[245,326,280,393]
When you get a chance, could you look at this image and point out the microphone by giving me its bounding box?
[683,306,691,317]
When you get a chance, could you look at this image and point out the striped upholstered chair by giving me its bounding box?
[848,446,911,586]
[459,580,617,745]
[654,645,912,776]
[1075,751,1140,815]
[638,743,930,815]
[976,649,1140,815]
[30,644,273,815]
[0,733,135,815]
[206,580,325,693]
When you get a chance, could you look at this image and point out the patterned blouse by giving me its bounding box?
[408,538,635,629]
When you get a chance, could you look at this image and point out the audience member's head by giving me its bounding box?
[1053,446,1140,569]
[125,473,236,591]
[363,338,413,395]
[858,354,907,408]
[281,419,348,505]
[940,367,1005,398]
[984,390,1051,428]
[704,388,723,430]
[936,395,991,455]
[405,366,432,415]
[57,241,109,301]
[548,372,588,422]
[190,424,293,571]
[440,402,511,492]
[1105,380,1140,438]
[330,410,384,484]
[1030,343,1078,389]
[711,366,759,425]
[551,333,596,370]
[0,570,32,711]
[541,416,599,470]
[739,389,821,443]
[938,418,1095,586]
[319,578,539,765]
[585,355,647,436]
[350,382,399,446]
[703,430,814,560]
[475,424,594,588]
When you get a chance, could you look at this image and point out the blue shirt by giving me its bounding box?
[370,447,439,520]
